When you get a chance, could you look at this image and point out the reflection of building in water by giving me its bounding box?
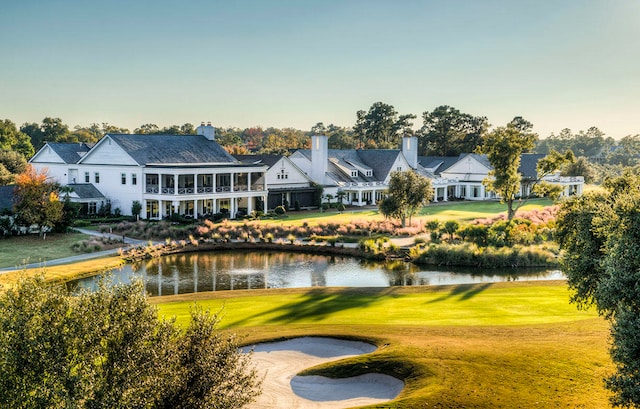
[310,257,328,287]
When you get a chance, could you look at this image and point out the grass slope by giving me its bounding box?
[0,232,94,268]
[155,282,613,408]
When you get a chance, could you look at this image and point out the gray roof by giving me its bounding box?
[295,149,402,183]
[107,134,238,165]
[418,156,460,175]
[519,153,545,179]
[0,185,15,212]
[233,154,283,168]
[47,142,92,164]
[66,183,105,200]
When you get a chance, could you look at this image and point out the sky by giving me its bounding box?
[1,0,639,139]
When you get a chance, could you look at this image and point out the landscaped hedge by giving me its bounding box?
[411,242,559,268]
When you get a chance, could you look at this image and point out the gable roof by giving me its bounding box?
[104,134,238,165]
[418,156,460,175]
[233,154,284,168]
[294,149,402,183]
[37,142,93,164]
[66,183,105,200]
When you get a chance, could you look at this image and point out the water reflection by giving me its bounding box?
[73,251,564,297]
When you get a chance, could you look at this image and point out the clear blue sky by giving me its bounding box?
[1,0,639,138]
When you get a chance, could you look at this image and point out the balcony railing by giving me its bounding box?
[145,184,265,195]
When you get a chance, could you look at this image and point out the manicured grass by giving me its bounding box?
[0,232,96,269]
[154,282,613,408]
[0,255,125,287]
[245,198,554,227]
[418,198,554,221]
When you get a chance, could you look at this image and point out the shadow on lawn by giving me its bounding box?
[425,283,494,304]
[227,288,391,327]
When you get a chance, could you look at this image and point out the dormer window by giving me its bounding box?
[351,171,357,177]
[366,170,372,177]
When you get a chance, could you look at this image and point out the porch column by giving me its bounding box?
[212,198,217,214]
[433,188,438,202]
[230,173,235,192]
[193,173,198,193]
[263,195,268,213]
[247,196,253,215]
[443,186,448,201]
[358,190,362,206]
[173,200,179,215]
[230,198,237,218]
[212,173,217,193]
[193,200,197,217]
[247,173,252,191]
[174,174,178,196]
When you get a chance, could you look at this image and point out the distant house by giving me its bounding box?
[30,123,268,219]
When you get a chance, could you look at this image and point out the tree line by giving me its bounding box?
[2,101,640,186]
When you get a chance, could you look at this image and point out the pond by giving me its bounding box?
[72,251,564,296]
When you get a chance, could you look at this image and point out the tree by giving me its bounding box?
[442,220,459,242]
[131,200,142,220]
[556,175,640,407]
[0,151,28,186]
[12,165,64,235]
[0,119,34,158]
[21,117,70,150]
[0,276,261,409]
[380,171,432,227]
[608,135,640,167]
[478,118,544,220]
[311,122,357,149]
[562,156,595,183]
[418,105,488,156]
[353,102,416,149]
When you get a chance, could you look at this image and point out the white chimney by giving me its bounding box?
[311,135,328,184]
[196,122,215,141]
[402,135,418,169]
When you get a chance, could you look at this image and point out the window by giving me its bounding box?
[84,172,90,183]
[397,166,402,171]
[366,170,372,177]
[94,172,100,183]
[131,173,137,185]
[88,202,97,214]
[121,173,126,185]
[147,200,159,218]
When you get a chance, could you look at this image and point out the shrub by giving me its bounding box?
[274,206,286,216]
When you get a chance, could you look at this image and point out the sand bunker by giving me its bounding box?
[244,337,404,409]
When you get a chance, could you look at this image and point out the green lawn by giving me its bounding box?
[247,198,554,226]
[154,282,613,408]
[0,232,93,269]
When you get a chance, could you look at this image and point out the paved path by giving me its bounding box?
[0,228,146,272]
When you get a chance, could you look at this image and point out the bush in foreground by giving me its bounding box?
[0,276,261,409]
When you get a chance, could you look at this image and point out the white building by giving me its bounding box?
[233,154,319,210]
[289,135,450,205]
[30,124,268,219]
[291,135,583,205]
